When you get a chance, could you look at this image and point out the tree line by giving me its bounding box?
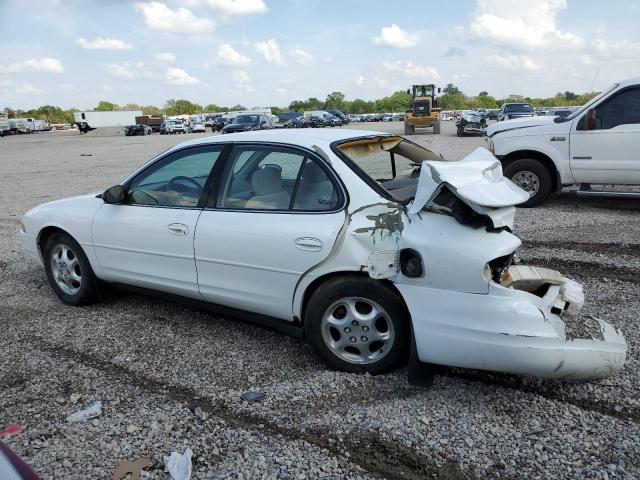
[2,85,600,122]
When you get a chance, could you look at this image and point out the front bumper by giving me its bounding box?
[398,282,626,379]
[19,230,42,264]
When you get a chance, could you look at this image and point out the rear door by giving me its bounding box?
[570,86,640,184]
[194,144,346,320]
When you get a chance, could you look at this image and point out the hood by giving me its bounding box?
[225,122,254,130]
[486,116,556,137]
[408,147,529,229]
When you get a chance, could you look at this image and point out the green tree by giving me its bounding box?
[164,99,202,115]
[95,101,117,111]
[325,91,345,110]
[443,84,463,96]
[142,105,163,116]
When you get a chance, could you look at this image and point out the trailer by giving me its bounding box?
[135,115,163,132]
[74,110,142,133]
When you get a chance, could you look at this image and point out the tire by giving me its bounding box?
[504,158,553,207]
[43,231,97,305]
[404,123,415,135]
[305,276,409,374]
[456,126,464,137]
[433,121,441,134]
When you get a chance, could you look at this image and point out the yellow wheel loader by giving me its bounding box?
[404,84,441,135]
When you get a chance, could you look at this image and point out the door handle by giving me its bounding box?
[294,237,323,251]
[167,223,189,236]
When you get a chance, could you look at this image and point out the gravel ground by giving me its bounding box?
[1,122,639,479]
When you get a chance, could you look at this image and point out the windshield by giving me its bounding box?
[504,104,533,113]
[555,83,619,123]
[235,115,259,124]
[171,120,182,125]
[414,86,434,97]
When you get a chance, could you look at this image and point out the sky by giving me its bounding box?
[1,0,639,110]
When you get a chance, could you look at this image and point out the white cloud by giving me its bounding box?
[15,84,43,95]
[470,0,582,48]
[135,2,214,34]
[231,69,255,93]
[107,62,147,79]
[155,52,176,63]
[373,24,419,48]
[353,74,365,86]
[218,43,250,66]
[165,67,199,85]
[0,57,64,74]
[76,37,133,50]
[291,48,315,66]
[253,39,284,65]
[202,0,267,15]
[383,60,439,79]
[485,54,541,71]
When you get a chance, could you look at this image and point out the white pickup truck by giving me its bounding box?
[486,77,640,206]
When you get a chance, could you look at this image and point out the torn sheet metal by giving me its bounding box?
[408,148,529,221]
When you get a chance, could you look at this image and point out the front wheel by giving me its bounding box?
[43,232,97,305]
[305,277,409,374]
[504,158,552,207]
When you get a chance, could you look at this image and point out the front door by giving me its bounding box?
[194,144,346,320]
[570,86,640,184]
[92,144,225,298]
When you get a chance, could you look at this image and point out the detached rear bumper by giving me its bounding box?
[398,283,626,380]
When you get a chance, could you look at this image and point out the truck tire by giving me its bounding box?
[404,123,415,135]
[433,121,441,135]
[504,159,552,207]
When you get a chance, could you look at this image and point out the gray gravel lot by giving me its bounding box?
[1,122,639,479]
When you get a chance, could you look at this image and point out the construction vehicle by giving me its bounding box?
[404,84,442,135]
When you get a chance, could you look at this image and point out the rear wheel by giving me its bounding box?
[504,158,552,207]
[43,232,97,305]
[433,121,441,134]
[456,126,464,137]
[404,123,415,135]
[305,277,409,374]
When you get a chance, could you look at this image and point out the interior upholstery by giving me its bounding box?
[245,166,290,209]
[294,162,336,210]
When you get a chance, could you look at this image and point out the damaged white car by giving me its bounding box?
[19,130,627,380]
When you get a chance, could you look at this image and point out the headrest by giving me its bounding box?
[302,161,325,183]
[251,166,283,196]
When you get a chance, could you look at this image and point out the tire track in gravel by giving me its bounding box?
[23,337,463,480]
[521,240,640,258]
[515,255,640,282]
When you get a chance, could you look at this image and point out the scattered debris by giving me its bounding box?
[67,401,102,423]
[0,423,24,441]
[164,448,192,480]
[126,424,138,434]
[70,393,82,404]
[241,391,266,405]
[112,458,152,480]
[80,153,93,156]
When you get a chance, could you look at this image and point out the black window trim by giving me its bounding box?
[204,141,348,215]
[120,143,232,210]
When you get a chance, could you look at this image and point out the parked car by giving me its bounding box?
[19,129,626,380]
[305,114,329,128]
[124,124,152,136]
[222,114,273,134]
[456,112,487,136]
[277,112,303,128]
[325,109,350,124]
[166,119,186,134]
[497,103,535,121]
[487,77,640,206]
[188,122,206,133]
[486,109,499,120]
[286,116,307,128]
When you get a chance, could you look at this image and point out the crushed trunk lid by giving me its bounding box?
[408,147,529,229]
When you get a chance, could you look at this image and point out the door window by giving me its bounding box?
[217,145,341,211]
[127,146,223,207]
[594,88,640,129]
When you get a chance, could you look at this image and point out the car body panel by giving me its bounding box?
[20,128,628,380]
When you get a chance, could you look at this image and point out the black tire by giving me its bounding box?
[404,123,415,135]
[305,276,409,374]
[433,121,441,134]
[456,126,464,137]
[503,158,553,207]
[43,231,97,305]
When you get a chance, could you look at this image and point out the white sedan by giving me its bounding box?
[19,129,626,380]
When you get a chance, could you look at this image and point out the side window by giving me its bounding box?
[595,88,640,129]
[127,146,222,207]
[218,146,306,210]
[293,159,339,211]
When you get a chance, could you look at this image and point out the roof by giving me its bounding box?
[176,128,391,150]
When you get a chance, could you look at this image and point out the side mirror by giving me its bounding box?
[103,185,125,204]
[406,89,410,95]
[585,108,597,130]
[438,87,441,93]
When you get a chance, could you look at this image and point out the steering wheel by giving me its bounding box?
[168,176,202,194]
